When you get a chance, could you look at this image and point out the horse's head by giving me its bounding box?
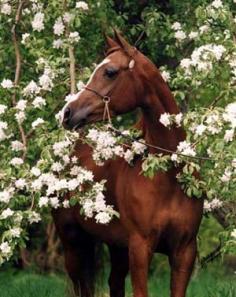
[62,31,149,130]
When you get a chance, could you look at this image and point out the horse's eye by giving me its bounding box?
[104,67,119,79]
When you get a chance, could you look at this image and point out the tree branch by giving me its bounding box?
[11,0,27,160]
[63,0,77,94]
[68,45,76,94]
[200,244,222,268]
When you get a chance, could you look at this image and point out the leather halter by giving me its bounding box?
[82,47,137,122]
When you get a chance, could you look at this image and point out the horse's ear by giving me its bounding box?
[104,34,119,49]
[113,29,133,53]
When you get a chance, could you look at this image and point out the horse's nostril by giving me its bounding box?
[63,107,71,122]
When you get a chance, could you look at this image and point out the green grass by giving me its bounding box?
[0,270,66,297]
[0,264,235,297]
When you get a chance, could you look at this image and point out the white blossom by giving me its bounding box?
[82,169,94,181]
[224,129,234,142]
[39,73,54,91]
[1,208,14,219]
[51,162,63,172]
[0,104,7,115]
[10,157,24,166]
[220,168,232,182]
[53,17,65,36]
[175,113,183,127]
[62,200,70,208]
[65,93,78,102]
[189,31,198,39]
[31,178,43,191]
[9,227,21,238]
[180,58,192,69]
[195,124,207,136]
[190,44,226,73]
[0,121,7,130]
[113,145,124,157]
[76,1,89,10]
[94,193,106,212]
[171,153,179,162]
[0,242,11,257]
[50,197,60,208]
[1,3,11,15]
[63,155,70,164]
[32,118,44,129]
[63,12,73,23]
[83,199,94,218]
[77,80,85,90]
[204,198,223,213]
[53,140,71,156]
[95,212,111,224]
[52,179,68,192]
[21,33,30,45]
[0,129,6,141]
[231,229,236,240]
[232,159,236,168]
[15,111,26,123]
[174,30,186,41]
[39,196,49,208]
[16,99,27,111]
[69,31,80,43]
[11,140,24,151]
[159,113,171,127]
[32,96,46,108]
[124,149,134,164]
[132,141,146,155]
[53,39,63,49]
[23,80,40,96]
[32,12,44,32]
[0,120,7,141]
[28,211,41,224]
[177,141,196,157]
[15,178,26,189]
[67,178,80,191]
[171,22,181,31]
[1,79,13,89]
[70,165,81,176]
[0,190,13,203]
[31,167,41,177]
[71,156,78,163]
[161,70,170,82]
[223,102,236,128]
[211,0,223,9]
[199,25,210,34]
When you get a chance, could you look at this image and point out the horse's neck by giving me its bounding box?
[139,72,185,152]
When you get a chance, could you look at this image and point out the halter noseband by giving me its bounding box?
[82,47,137,122]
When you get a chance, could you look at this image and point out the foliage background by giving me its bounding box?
[0,0,235,295]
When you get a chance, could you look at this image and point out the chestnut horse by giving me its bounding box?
[53,32,203,297]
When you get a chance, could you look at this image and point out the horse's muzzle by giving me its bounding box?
[62,106,88,130]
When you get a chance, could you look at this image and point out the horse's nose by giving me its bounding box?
[62,105,89,130]
[63,107,71,124]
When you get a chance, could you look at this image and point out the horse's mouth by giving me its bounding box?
[73,113,104,131]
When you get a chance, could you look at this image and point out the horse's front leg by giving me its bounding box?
[169,239,197,297]
[108,245,129,297]
[52,209,96,297]
[129,234,153,297]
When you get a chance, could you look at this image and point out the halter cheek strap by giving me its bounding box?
[83,47,137,122]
